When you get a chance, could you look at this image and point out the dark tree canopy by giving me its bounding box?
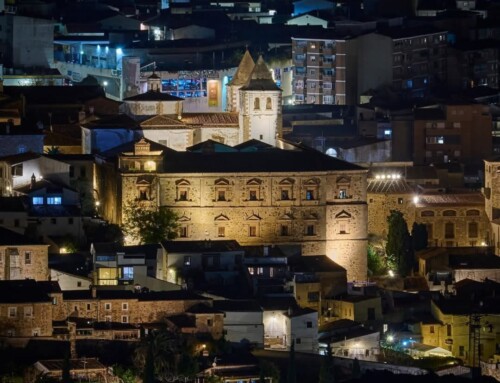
[386,210,413,276]
[122,203,179,244]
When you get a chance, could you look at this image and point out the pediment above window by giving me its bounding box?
[175,179,190,186]
[335,210,351,219]
[247,178,262,185]
[214,213,230,221]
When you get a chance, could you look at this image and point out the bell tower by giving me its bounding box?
[238,55,282,146]
[226,50,255,113]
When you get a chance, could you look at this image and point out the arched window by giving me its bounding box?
[443,210,456,217]
[466,209,480,216]
[421,210,435,217]
[266,97,272,110]
[254,97,260,110]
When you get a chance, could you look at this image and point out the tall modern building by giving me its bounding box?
[291,27,448,105]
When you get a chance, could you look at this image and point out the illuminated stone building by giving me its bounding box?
[367,167,489,247]
[114,138,368,282]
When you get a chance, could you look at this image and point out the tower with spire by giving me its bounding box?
[226,50,255,113]
[238,55,282,147]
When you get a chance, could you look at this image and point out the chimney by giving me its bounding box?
[91,285,97,299]
[30,173,36,189]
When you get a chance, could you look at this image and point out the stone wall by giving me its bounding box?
[0,244,49,281]
[122,170,368,281]
[0,302,53,337]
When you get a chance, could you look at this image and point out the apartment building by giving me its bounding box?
[291,26,447,105]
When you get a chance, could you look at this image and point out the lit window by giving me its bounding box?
[306,190,315,200]
[123,267,134,280]
[32,197,44,205]
[339,189,347,199]
[47,196,62,205]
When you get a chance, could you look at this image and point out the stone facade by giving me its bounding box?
[0,244,49,281]
[0,301,53,337]
[121,166,368,282]
[368,179,489,248]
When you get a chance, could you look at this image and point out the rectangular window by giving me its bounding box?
[86,304,91,311]
[218,226,225,238]
[122,303,128,311]
[123,267,134,280]
[24,307,33,318]
[24,251,31,265]
[80,167,86,178]
[217,190,226,201]
[307,292,319,303]
[459,345,464,356]
[447,324,452,337]
[105,315,111,322]
[179,190,188,201]
[179,226,188,238]
[430,325,435,334]
[306,321,313,328]
[445,222,455,239]
[47,196,62,205]
[207,319,213,327]
[8,307,17,318]
[468,222,478,238]
[338,189,347,199]
[105,303,112,311]
[32,196,43,205]
[281,189,290,200]
[306,190,315,200]
[339,223,346,234]
[249,190,258,201]
[306,225,315,236]
[122,316,129,323]
[280,225,289,236]
[249,226,257,237]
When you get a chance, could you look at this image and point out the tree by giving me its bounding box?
[319,343,335,383]
[122,203,179,244]
[134,328,181,379]
[142,338,155,383]
[411,222,428,251]
[386,210,412,276]
[259,360,280,383]
[351,358,361,379]
[367,244,385,276]
[45,146,61,155]
[287,340,296,383]
[62,350,72,383]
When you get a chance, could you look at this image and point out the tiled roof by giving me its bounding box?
[161,240,242,253]
[0,226,43,246]
[181,113,239,126]
[288,255,345,273]
[37,358,106,372]
[416,192,484,206]
[367,179,416,194]
[0,151,41,164]
[0,280,52,303]
[140,114,188,128]
[124,91,183,102]
[213,300,263,312]
[240,56,282,92]
[0,196,28,212]
[82,114,138,129]
[228,50,255,86]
